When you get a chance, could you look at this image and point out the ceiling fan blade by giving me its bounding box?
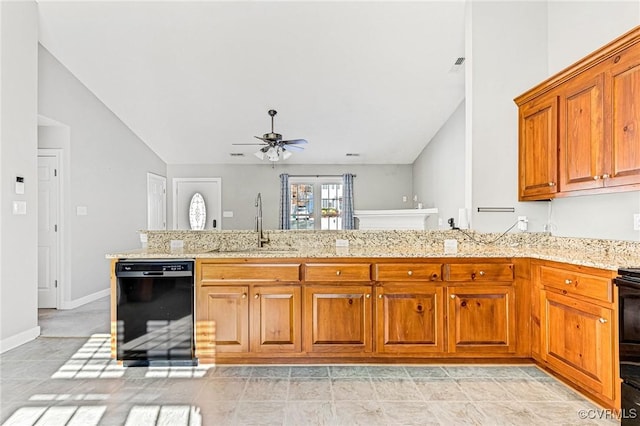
[231,143,266,146]
[284,144,305,152]
[282,139,308,145]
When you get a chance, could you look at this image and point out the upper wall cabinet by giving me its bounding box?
[515,25,640,201]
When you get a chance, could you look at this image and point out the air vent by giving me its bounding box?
[230,153,245,157]
[346,153,360,157]
[450,57,466,73]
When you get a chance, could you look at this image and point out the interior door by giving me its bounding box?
[38,154,59,308]
[147,173,166,230]
[173,178,221,230]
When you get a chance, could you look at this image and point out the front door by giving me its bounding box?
[38,154,59,308]
[173,178,221,230]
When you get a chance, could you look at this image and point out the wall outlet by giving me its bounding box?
[402,195,408,203]
[634,213,640,231]
[517,216,528,232]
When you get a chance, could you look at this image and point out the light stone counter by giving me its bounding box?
[105,230,640,271]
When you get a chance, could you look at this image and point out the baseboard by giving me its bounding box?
[0,326,41,354]
[60,288,110,310]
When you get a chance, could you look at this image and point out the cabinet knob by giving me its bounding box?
[254,294,260,299]
[599,318,608,324]
[564,279,573,285]
[593,175,601,180]
[549,182,556,187]
[242,293,247,299]
[365,294,371,299]
[450,294,456,299]
[479,271,485,276]
[407,270,413,276]
[378,294,383,299]
[602,174,610,179]
[336,270,341,276]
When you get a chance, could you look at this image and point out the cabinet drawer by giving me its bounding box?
[375,263,442,281]
[200,263,300,283]
[305,263,371,282]
[446,263,514,282]
[540,266,612,303]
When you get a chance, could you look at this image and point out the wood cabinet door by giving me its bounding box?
[251,285,301,353]
[541,290,615,400]
[196,286,249,354]
[304,285,372,353]
[518,93,559,200]
[560,73,606,192]
[447,286,516,354]
[605,46,640,188]
[376,284,444,354]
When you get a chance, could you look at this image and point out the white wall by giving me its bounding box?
[468,1,549,233]
[545,1,640,241]
[0,1,40,351]
[167,164,413,230]
[38,46,166,302]
[413,100,465,229]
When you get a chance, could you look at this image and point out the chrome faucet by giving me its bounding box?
[255,193,269,248]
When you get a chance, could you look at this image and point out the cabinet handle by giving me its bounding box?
[549,182,556,187]
[564,279,573,285]
[407,270,413,276]
[365,294,371,299]
[479,271,485,276]
[602,174,610,179]
[336,270,341,276]
[254,294,260,299]
[599,318,608,324]
[450,294,456,299]
[242,293,247,299]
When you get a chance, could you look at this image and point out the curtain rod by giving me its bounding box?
[287,174,356,178]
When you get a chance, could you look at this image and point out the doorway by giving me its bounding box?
[147,173,167,230]
[172,178,222,230]
[38,151,61,308]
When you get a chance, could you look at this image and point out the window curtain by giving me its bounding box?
[279,173,290,230]
[342,173,355,230]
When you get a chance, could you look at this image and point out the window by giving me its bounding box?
[290,177,343,230]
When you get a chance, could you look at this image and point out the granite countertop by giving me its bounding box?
[106,242,640,271]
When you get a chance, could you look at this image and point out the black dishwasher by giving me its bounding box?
[115,260,197,366]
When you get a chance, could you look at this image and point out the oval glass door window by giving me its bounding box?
[189,192,206,230]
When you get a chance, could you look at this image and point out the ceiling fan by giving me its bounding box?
[233,109,308,161]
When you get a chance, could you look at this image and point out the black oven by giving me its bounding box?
[115,259,196,366]
[614,268,640,424]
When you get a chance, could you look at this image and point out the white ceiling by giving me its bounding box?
[37,1,466,165]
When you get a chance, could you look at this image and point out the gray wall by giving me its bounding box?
[0,1,40,350]
[468,1,550,233]
[38,46,166,302]
[167,164,413,230]
[413,100,465,230]
[544,2,640,241]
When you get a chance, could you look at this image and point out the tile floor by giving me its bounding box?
[0,297,620,425]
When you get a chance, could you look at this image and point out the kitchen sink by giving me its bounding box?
[205,247,298,254]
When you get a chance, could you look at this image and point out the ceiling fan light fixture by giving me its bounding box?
[254,150,266,160]
[281,150,292,160]
[266,146,280,161]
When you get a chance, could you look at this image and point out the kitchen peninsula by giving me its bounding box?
[108,229,640,410]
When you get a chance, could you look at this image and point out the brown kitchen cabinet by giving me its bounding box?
[540,289,615,402]
[447,285,517,354]
[516,25,640,199]
[197,285,249,356]
[518,92,559,200]
[375,284,445,354]
[304,285,373,353]
[534,260,618,408]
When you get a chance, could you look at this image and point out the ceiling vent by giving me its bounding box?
[450,57,465,73]
[229,153,245,157]
[346,153,360,157]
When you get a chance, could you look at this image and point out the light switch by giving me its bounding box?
[15,177,24,195]
[12,201,27,215]
[76,206,88,216]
